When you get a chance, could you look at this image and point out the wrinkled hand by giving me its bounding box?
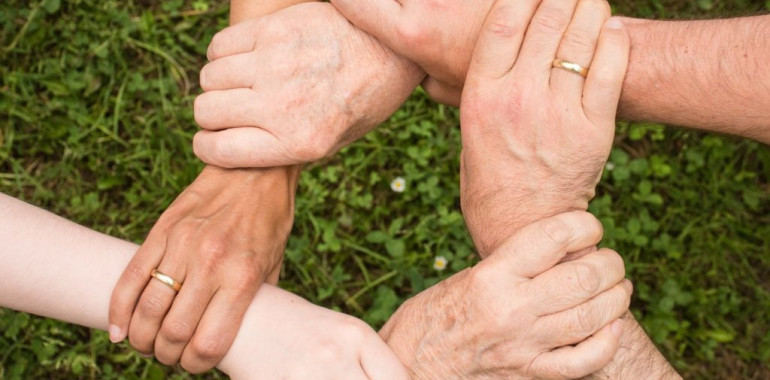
[459,0,630,256]
[381,212,631,379]
[331,0,497,104]
[193,2,424,168]
[218,286,409,380]
[108,166,299,373]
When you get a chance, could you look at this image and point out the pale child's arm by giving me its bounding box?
[0,193,407,380]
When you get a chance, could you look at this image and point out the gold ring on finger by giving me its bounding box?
[552,58,589,78]
[150,269,183,292]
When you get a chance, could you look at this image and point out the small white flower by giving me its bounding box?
[433,256,448,271]
[605,162,616,171]
[390,177,406,193]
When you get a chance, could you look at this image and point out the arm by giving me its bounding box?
[379,1,680,378]
[617,15,770,144]
[107,0,313,371]
[0,193,407,380]
[333,0,770,143]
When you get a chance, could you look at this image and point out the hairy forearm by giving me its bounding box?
[618,15,770,143]
[581,312,681,380]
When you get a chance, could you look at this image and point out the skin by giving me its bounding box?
[194,2,423,168]
[108,0,317,373]
[1,194,626,379]
[331,0,770,143]
[189,0,644,377]
[377,1,648,379]
[0,193,408,380]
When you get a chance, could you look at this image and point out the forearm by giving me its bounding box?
[618,15,770,143]
[0,193,315,378]
[230,0,314,23]
[581,312,681,380]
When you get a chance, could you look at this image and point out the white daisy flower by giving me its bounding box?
[390,177,406,193]
[433,256,448,271]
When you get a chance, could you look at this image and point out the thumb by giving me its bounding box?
[479,211,604,279]
[193,129,293,168]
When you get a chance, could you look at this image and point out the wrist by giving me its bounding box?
[584,311,681,380]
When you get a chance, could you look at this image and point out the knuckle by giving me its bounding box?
[561,28,596,56]
[574,303,601,334]
[601,248,626,276]
[124,262,150,284]
[396,21,429,48]
[485,5,526,40]
[337,317,372,344]
[160,319,195,344]
[532,6,570,34]
[540,217,573,245]
[313,338,347,364]
[199,237,229,265]
[190,335,227,361]
[138,293,167,319]
[571,262,601,296]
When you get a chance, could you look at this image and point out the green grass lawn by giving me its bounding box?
[1,0,769,378]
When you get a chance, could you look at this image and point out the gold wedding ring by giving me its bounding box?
[151,269,183,292]
[552,58,589,78]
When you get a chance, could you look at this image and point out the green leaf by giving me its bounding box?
[43,0,61,13]
[365,231,389,244]
[385,239,405,258]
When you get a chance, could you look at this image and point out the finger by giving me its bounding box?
[529,319,624,379]
[550,0,611,98]
[582,17,630,125]
[329,0,402,53]
[360,332,410,380]
[127,253,187,354]
[108,231,167,343]
[154,273,217,366]
[192,128,292,168]
[466,0,542,81]
[207,19,262,61]
[480,211,603,279]
[194,89,267,131]
[180,288,255,373]
[525,248,625,315]
[421,77,461,107]
[515,0,579,79]
[199,53,258,91]
[536,279,632,347]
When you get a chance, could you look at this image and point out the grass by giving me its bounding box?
[1,0,769,378]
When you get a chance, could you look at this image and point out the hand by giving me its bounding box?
[380,212,632,379]
[218,286,408,380]
[193,2,424,168]
[330,0,497,105]
[108,165,299,373]
[459,0,630,256]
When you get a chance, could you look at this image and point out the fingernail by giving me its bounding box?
[108,324,124,343]
[605,17,624,30]
[611,319,624,337]
[140,353,154,359]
